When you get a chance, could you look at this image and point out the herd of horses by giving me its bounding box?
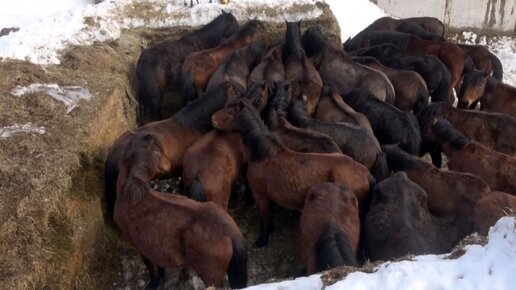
[103,11,516,289]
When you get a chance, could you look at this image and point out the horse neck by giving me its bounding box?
[237,107,283,161]
[385,146,422,172]
[173,86,231,133]
[116,159,154,206]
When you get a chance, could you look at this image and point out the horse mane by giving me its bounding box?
[232,20,265,41]
[236,100,281,161]
[431,117,469,150]
[382,144,422,172]
[283,21,303,62]
[174,82,233,131]
[351,43,402,59]
[118,134,163,204]
[366,31,411,51]
[287,100,312,127]
[182,12,238,47]
[301,27,330,58]
[263,80,291,128]
[241,81,268,109]
[416,102,452,132]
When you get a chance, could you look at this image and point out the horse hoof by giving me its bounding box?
[254,237,268,248]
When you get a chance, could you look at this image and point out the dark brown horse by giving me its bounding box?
[288,100,389,181]
[458,44,503,83]
[114,133,247,289]
[247,44,285,86]
[298,182,359,274]
[181,20,269,101]
[383,144,491,239]
[346,31,488,105]
[206,43,266,94]
[363,172,444,260]
[481,81,516,117]
[423,117,516,193]
[314,86,374,133]
[352,56,429,113]
[350,43,451,104]
[212,99,373,247]
[104,82,237,222]
[301,27,395,104]
[135,11,238,124]
[418,102,516,167]
[474,191,516,235]
[182,130,247,210]
[349,16,445,41]
[283,20,323,115]
[263,80,342,154]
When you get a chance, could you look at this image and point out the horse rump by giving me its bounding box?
[314,222,358,272]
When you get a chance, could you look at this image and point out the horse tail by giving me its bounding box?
[227,236,248,289]
[385,81,396,105]
[433,69,451,103]
[370,151,389,182]
[188,176,207,202]
[181,70,197,103]
[490,52,503,82]
[314,222,358,272]
[403,114,422,155]
[413,86,429,114]
[104,150,119,225]
[136,54,162,125]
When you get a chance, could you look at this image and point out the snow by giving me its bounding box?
[244,216,516,290]
[0,0,321,65]
[0,122,45,138]
[11,83,93,114]
[324,0,387,41]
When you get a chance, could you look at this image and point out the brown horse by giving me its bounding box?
[104,82,237,222]
[298,182,359,274]
[283,20,323,115]
[212,99,373,247]
[363,172,444,260]
[424,117,516,193]
[314,86,373,133]
[248,44,285,86]
[383,144,491,239]
[135,11,238,124]
[182,131,247,210]
[418,102,516,165]
[181,20,269,101]
[114,133,247,289]
[474,191,516,235]
[458,43,503,83]
[301,27,395,104]
[481,81,516,117]
[288,100,389,181]
[263,80,342,154]
[206,43,266,95]
[352,56,430,113]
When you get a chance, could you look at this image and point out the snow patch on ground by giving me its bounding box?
[0,122,45,138]
[11,83,93,114]
[244,216,516,290]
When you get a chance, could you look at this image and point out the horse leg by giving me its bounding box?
[142,256,164,289]
[254,196,275,247]
[429,145,442,168]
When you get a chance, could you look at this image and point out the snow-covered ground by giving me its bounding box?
[246,216,516,290]
[1,1,516,289]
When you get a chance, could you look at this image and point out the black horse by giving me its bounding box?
[340,89,421,156]
[135,11,238,125]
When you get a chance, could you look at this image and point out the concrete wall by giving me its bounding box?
[373,0,516,34]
